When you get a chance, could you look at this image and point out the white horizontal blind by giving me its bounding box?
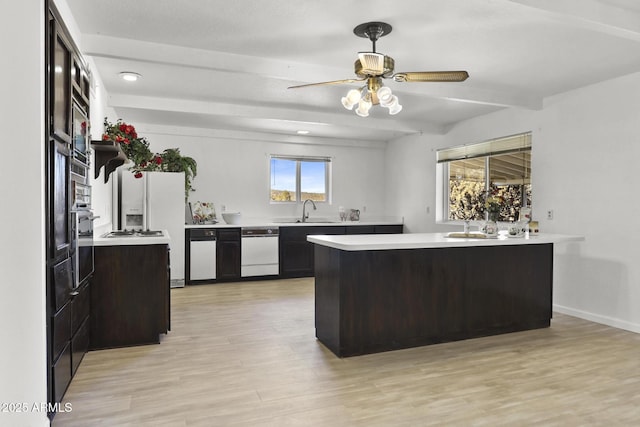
[270,155,332,163]
[437,132,531,163]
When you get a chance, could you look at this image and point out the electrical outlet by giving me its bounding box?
[426,206,431,214]
[547,210,554,220]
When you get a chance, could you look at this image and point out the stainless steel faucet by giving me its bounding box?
[302,199,317,222]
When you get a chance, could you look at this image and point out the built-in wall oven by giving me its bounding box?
[70,172,94,288]
[71,209,94,288]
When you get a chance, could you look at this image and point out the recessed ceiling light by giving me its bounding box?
[297,130,310,135]
[119,72,142,82]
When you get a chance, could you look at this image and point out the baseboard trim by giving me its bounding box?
[553,304,640,334]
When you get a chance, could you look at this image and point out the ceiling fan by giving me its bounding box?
[288,22,469,116]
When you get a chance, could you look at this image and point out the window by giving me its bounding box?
[437,133,532,222]
[270,155,331,203]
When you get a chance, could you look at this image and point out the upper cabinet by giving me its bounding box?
[49,17,72,143]
[48,12,91,144]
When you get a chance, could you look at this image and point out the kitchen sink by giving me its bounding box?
[272,218,340,224]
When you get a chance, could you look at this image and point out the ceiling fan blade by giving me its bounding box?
[392,71,469,83]
[287,78,365,89]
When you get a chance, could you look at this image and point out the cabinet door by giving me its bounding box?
[49,139,71,260]
[52,343,71,404]
[50,19,72,142]
[279,226,345,278]
[374,224,404,234]
[346,225,375,234]
[217,229,241,280]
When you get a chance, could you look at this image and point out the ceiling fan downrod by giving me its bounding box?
[353,21,392,53]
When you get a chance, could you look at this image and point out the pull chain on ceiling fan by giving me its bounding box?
[288,21,469,117]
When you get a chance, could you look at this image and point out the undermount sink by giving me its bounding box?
[272,218,339,224]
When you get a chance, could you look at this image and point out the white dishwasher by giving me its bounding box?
[189,228,217,281]
[241,227,279,277]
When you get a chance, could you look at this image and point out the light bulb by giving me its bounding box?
[341,89,361,110]
[388,99,403,115]
[377,86,393,106]
[355,98,372,117]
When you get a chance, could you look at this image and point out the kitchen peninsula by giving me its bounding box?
[91,231,171,349]
[308,232,583,357]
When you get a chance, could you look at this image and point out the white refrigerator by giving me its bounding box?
[119,170,185,285]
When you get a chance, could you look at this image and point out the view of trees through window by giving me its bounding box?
[270,156,330,202]
[448,151,531,221]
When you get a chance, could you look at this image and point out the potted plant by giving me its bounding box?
[102,118,197,199]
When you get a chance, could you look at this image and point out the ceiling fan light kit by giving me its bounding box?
[288,21,469,117]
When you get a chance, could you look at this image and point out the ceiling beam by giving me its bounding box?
[107,93,444,135]
[84,34,541,110]
[507,0,640,42]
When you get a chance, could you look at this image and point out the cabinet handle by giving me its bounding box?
[70,291,79,297]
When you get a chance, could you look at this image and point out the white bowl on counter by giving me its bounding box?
[222,212,242,225]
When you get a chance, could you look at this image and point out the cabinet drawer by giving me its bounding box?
[71,282,90,334]
[71,318,89,375]
[52,302,71,362]
[52,342,72,404]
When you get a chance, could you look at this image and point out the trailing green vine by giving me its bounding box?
[102,118,197,199]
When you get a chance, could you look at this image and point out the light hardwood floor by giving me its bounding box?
[54,278,640,426]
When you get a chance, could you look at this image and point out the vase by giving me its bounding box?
[483,219,498,237]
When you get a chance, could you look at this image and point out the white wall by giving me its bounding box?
[386,73,640,333]
[0,0,49,425]
[123,126,389,222]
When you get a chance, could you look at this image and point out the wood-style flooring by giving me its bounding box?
[54,278,640,426]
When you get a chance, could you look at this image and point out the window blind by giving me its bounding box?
[436,132,531,163]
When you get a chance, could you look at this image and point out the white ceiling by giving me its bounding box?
[64,0,640,143]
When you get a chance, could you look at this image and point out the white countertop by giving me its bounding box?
[307,232,584,251]
[185,218,403,229]
[93,230,171,246]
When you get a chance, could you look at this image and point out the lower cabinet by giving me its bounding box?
[50,279,90,405]
[279,226,346,278]
[186,224,403,281]
[217,228,241,280]
[91,244,169,349]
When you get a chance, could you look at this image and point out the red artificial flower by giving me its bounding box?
[140,161,148,168]
[126,125,135,135]
[123,138,130,144]
[119,124,127,132]
[132,131,137,138]
[115,135,123,142]
[155,156,162,165]
[134,172,143,179]
[102,134,109,141]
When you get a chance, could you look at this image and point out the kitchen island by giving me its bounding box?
[308,232,583,357]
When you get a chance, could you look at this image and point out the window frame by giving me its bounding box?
[269,155,332,204]
[437,133,532,224]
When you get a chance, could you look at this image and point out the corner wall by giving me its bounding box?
[0,1,49,425]
[385,73,640,333]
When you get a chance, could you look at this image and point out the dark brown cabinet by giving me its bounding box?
[217,228,241,280]
[50,18,72,143]
[279,224,404,278]
[279,226,346,278]
[374,224,404,234]
[49,139,71,261]
[91,244,170,349]
[46,3,93,418]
